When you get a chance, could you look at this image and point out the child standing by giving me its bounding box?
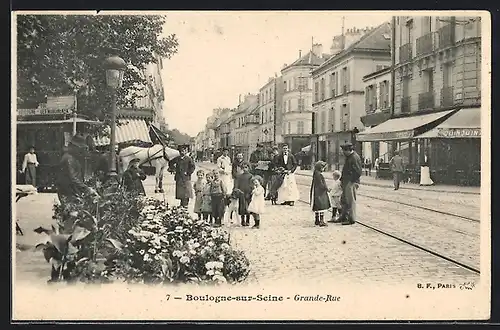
[328,170,343,223]
[309,161,330,227]
[210,170,227,227]
[234,162,253,226]
[193,170,206,220]
[200,172,213,223]
[247,175,265,229]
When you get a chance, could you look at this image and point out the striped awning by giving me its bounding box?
[94,119,152,146]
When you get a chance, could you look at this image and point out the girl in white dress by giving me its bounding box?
[247,175,265,229]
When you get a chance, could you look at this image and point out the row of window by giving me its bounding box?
[284,76,309,93]
[260,87,274,105]
[314,67,350,103]
[314,105,351,134]
[282,121,306,135]
[365,80,390,112]
[260,107,274,124]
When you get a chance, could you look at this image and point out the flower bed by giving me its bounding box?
[35,181,250,285]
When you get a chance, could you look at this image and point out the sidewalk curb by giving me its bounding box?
[293,172,480,195]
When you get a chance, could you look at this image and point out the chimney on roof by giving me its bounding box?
[312,43,323,57]
[299,49,302,59]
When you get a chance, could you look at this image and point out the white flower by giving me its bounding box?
[180,256,190,264]
[158,228,166,234]
[213,275,227,283]
[220,243,230,251]
[173,250,182,257]
[144,253,150,261]
[189,250,196,255]
[154,255,161,261]
[128,229,137,235]
[193,242,201,249]
[214,261,224,269]
[139,249,145,255]
[206,269,215,276]
[175,226,183,231]
[148,248,157,254]
[69,211,78,217]
[140,237,148,243]
[218,255,225,262]
[205,262,215,270]
[207,241,215,247]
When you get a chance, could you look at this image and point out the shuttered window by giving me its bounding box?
[314,82,319,102]
[365,86,370,112]
[342,104,350,131]
[328,107,335,132]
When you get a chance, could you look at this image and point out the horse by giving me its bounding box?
[118,144,180,193]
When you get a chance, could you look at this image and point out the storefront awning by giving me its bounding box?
[413,107,481,139]
[356,110,456,142]
[94,119,152,146]
[17,118,102,125]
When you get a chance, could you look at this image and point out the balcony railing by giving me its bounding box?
[437,23,455,49]
[418,92,435,111]
[416,33,434,56]
[399,43,412,63]
[401,96,411,113]
[441,86,454,107]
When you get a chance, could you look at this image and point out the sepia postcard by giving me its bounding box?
[11,10,491,321]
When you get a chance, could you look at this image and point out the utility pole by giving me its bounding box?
[341,16,346,50]
[390,16,396,118]
[72,90,78,136]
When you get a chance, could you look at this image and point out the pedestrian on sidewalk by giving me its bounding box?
[247,175,265,229]
[310,161,330,227]
[21,146,39,187]
[374,158,381,179]
[193,169,206,220]
[267,146,281,204]
[234,162,253,226]
[339,143,362,225]
[172,144,196,208]
[419,151,434,186]
[364,158,372,176]
[217,148,233,196]
[210,169,227,227]
[200,172,213,223]
[122,158,146,196]
[389,150,405,190]
[328,170,343,223]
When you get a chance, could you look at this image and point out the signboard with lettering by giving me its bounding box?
[17,108,73,116]
[357,130,414,142]
[437,128,481,138]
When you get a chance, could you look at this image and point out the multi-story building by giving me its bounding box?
[311,23,392,168]
[256,75,285,147]
[357,16,482,185]
[231,94,259,160]
[360,66,392,162]
[213,108,234,150]
[245,106,261,157]
[281,44,329,154]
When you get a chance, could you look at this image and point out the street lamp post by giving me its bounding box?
[104,54,127,179]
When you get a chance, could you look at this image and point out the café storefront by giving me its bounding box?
[356,107,481,186]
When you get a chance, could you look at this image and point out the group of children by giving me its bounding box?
[193,162,265,228]
[310,161,343,227]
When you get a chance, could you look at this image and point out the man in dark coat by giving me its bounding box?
[122,158,147,195]
[232,152,245,180]
[339,142,363,225]
[56,134,99,232]
[171,144,196,208]
[249,144,271,195]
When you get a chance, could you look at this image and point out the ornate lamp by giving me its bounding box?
[103,55,126,178]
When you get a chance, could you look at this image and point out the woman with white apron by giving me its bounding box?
[420,152,434,186]
[217,148,234,194]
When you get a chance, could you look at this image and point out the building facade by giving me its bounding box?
[360,67,392,162]
[258,77,278,147]
[311,23,392,168]
[357,16,482,185]
[281,44,328,154]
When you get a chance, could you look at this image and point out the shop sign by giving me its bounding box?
[438,128,480,138]
[358,130,413,142]
[17,108,73,116]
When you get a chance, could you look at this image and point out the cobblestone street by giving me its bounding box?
[14,163,481,287]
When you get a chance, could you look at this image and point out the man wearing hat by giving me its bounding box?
[249,143,270,195]
[21,145,39,187]
[122,158,147,195]
[339,142,362,225]
[56,134,99,230]
[170,144,196,208]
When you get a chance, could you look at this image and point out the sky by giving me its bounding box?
[160,11,391,136]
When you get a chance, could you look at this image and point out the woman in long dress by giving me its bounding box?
[420,152,434,186]
[275,144,300,206]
